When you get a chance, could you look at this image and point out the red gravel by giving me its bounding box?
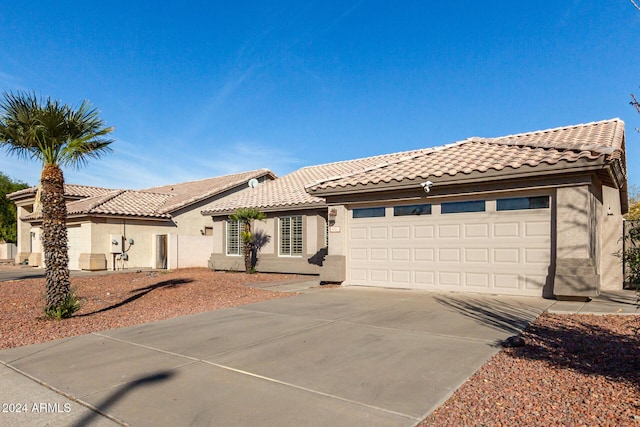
[0,268,301,350]
[3,269,639,425]
[421,313,640,427]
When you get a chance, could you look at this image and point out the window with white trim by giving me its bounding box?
[226,219,242,256]
[279,216,303,256]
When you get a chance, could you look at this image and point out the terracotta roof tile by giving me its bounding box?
[307,118,625,192]
[67,190,173,218]
[204,119,624,213]
[142,169,275,213]
[24,169,275,220]
[201,149,430,214]
[7,184,114,200]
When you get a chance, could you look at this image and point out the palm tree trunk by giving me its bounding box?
[41,163,70,311]
[243,221,252,273]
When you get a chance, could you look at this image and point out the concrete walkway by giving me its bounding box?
[0,286,637,427]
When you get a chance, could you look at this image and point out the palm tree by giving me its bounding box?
[0,91,113,315]
[229,207,266,273]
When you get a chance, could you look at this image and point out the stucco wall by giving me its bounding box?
[207,209,327,274]
[600,184,624,290]
[555,185,592,260]
[172,234,214,268]
[84,218,175,270]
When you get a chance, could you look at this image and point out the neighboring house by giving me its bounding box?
[205,119,627,300]
[8,169,275,271]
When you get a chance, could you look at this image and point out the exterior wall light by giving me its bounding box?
[328,208,338,225]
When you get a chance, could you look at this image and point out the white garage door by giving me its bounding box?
[346,196,551,296]
[67,226,82,270]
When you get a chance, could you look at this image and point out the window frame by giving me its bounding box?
[352,207,386,218]
[441,200,486,214]
[496,196,550,211]
[225,219,242,256]
[393,204,432,216]
[279,215,303,257]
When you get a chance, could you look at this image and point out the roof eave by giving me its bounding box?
[307,158,608,197]
[202,202,327,217]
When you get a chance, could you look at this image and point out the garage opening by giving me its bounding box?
[346,196,551,296]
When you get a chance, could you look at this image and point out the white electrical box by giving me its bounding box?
[110,234,123,253]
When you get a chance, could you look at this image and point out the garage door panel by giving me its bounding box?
[391,248,410,261]
[370,227,388,239]
[464,223,489,238]
[438,272,461,286]
[525,248,549,263]
[493,222,519,237]
[494,248,519,263]
[350,227,367,239]
[465,248,489,263]
[466,273,490,288]
[525,275,547,291]
[391,270,411,284]
[350,248,367,260]
[438,224,460,238]
[438,248,460,262]
[347,202,551,296]
[391,226,410,239]
[525,221,549,236]
[351,269,367,281]
[370,248,388,261]
[370,269,388,282]
[414,225,434,239]
[494,274,520,289]
[414,248,434,262]
[415,271,434,285]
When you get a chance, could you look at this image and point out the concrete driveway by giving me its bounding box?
[0,287,554,427]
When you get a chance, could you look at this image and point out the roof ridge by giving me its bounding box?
[86,189,127,212]
[303,140,468,190]
[476,118,622,142]
[141,168,274,191]
[298,147,432,171]
[65,183,114,191]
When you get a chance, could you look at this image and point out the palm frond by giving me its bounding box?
[0,91,114,168]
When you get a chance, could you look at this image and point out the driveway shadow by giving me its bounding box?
[77,278,193,317]
[434,295,540,336]
[436,294,640,390]
[70,370,174,427]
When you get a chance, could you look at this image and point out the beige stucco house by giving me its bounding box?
[204,119,628,300]
[9,169,275,271]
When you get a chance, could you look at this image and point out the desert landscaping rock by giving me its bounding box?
[421,313,640,427]
[1,268,300,350]
[2,268,639,426]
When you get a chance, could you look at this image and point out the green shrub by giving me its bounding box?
[44,289,81,320]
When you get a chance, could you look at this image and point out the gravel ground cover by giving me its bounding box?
[421,313,640,427]
[0,268,300,350]
[2,267,639,425]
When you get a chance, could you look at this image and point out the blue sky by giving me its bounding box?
[1,1,639,190]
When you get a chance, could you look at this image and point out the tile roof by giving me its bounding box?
[201,149,429,214]
[204,118,626,212]
[7,184,114,200]
[143,169,275,214]
[67,190,173,218]
[26,169,275,220]
[307,118,625,193]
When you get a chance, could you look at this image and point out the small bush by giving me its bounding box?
[44,290,81,320]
